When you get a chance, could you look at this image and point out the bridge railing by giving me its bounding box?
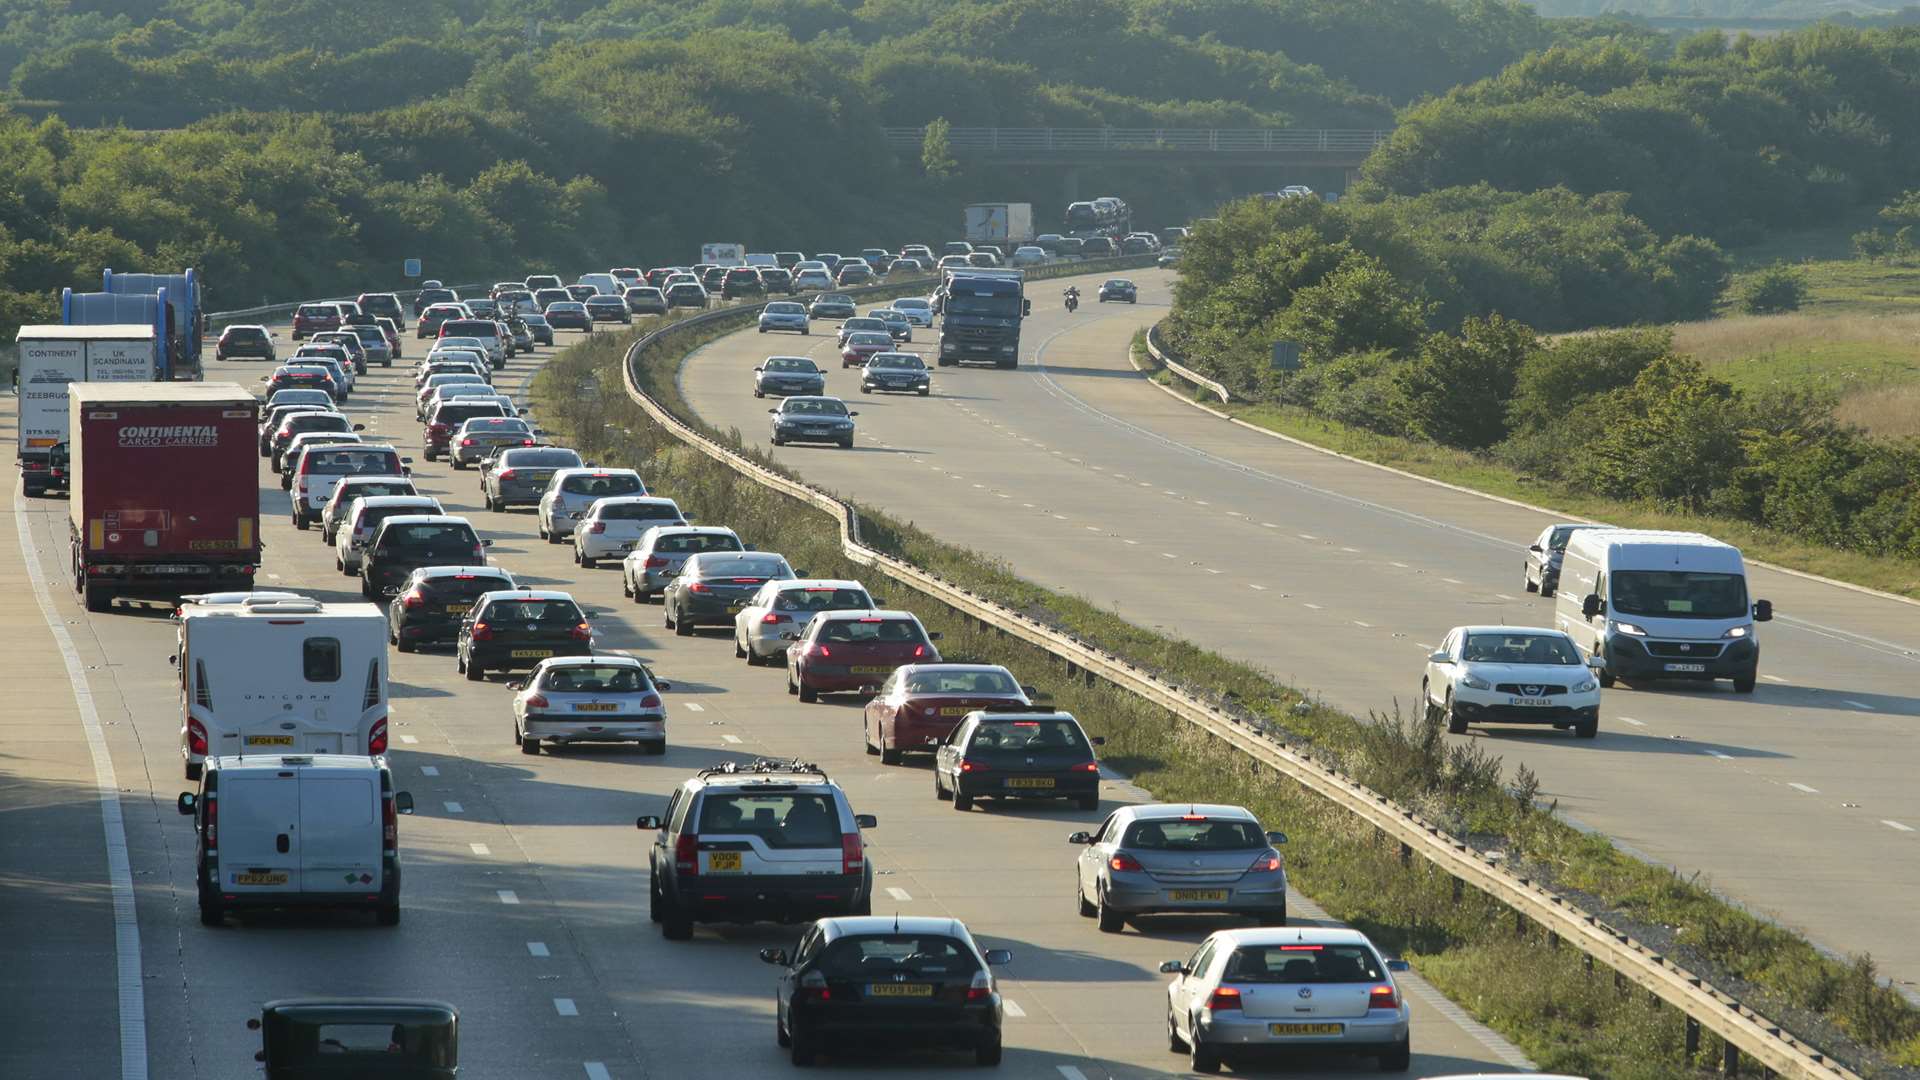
[882,127,1391,153]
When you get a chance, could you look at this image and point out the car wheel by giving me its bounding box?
[753,389,763,397]
[860,385,871,394]
[1168,1010,1188,1051]
[1733,670,1757,694]
[1444,692,1467,735]
[376,899,401,927]
[1378,1036,1411,1072]
[581,554,598,569]
[1078,880,1097,918]
[951,786,972,812]
[788,1020,816,1067]
[933,769,950,801]
[465,657,485,682]
[1257,905,1287,927]
[880,744,901,766]
[734,635,747,659]
[520,726,540,754]
[770,435,784,446]
[797,678,817,702]
[396,635,415,654]
[838,438,853,449]
[660,900,693,941]
[198,889,224,928]
[975,1033,1002,1067]
[1189,1032,1222,1074]
[1575,718,1599,739]
[918,387,930,396]
[1524,566,1538,593]
[1096,886,1124,933]
[185,761,203,782]
[1077,792,1099,811]
[1598,668,1616,689]
[674,609,693,637]
[662,603,675,629]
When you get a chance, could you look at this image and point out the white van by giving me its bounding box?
[177,754,413,926]
[1554,529,1772,693]
[176,596,392,779]
[744,253,779,269]
[577,272,622,297]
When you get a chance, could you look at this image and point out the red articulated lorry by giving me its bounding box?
[68,383,261,613]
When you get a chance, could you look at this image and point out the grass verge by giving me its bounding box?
[535,322,1920,1076]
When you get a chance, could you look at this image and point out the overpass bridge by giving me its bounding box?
[881,127,1389,168]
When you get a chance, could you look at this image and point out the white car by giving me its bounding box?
[1010,245,1048,266]
[336,495,443,575]
[573,496,688,567]
[319,475,419,544]
[733,578,878,664]
[1422,625,1602,739]
[791,269,833,290]
[538,467,647,542]
[1161,927,1410,1073]
[621,525,745,601]
[510,655,670,756]
[890,297,934,327]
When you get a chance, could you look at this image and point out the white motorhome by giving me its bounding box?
[175,596,392,779]
[1554,529,1771,693]
[177,753,413,926]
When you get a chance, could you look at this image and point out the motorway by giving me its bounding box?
[2,315,1531,1077]
[681,267,1920,988]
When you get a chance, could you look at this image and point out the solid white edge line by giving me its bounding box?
[15,495,148,1080]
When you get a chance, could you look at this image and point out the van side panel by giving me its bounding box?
[1555,541,1606,659]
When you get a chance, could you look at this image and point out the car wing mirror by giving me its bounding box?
[1428,650,1449,663]
[758,948,789,966]
[1067,831,1093,844]
[848,411,859,417]
[1090,736,1105,746]
[1158,960,1186,975]
[654,680,671,691]
[854,813,877,829]
[585,612,599,620]
[1528,543,1542,553]
[177,793,196,815]
[480,539,495,547]
[1586,655,1607,671]
[984,948,1012,966]
[768,408,778,414]
[927,631,942,640]
[394,792,415,815]
[1581,594,1604,618]
[1267,831,1289,845]
[1753,598,1773,622]
[401,457,414,464]
[168,653,179,666]
[635,815,662,830]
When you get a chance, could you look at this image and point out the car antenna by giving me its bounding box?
[893,912,900,932]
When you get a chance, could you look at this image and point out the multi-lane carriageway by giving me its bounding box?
[682,269,1920,992]
[3,311,1536,1078]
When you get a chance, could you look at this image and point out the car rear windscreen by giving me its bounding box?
[305,449,401,475]
[381,524,477,552]
[1121,819,1266,850]
[287,414,349,432]
[597,502,681,522]
[698,793,839,847]
[338,480,414,500]
[817,935,977,978]
[560,474,643,496]
[539,664,648,692]
[419,574,513,601]
[1222,944,1383,984]
[442,320,497,337]
[773,587,870,613]
[818,618,922,644]
[435,404,508,425]
[655,533,741,554]
[904,669,1016,695]
[503,449,582,468]
[484,598,581,623]
[965,719,1089,754]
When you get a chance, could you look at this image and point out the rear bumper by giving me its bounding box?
[469,643,594,670]
[789,1005,997,1047]
[797,665,894,693]
[493,482,546,505]
[395,613,464,643]
[668,874,865,923]
[885,716,960,751]
[676,595,752,626]
[1103,874,1286,915]
[1195,1011,1407,1052]
[953,773,1098,800]
[523,716,664,745]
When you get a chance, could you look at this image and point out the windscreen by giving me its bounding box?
[764,358,815,372]
[1611,571,1748,619]
[766,304,803,315]
[944,291,1021,319]
[561,474,644,496]
[698,792,839,847]
[1222,944,1384,985]
[849,334,892,348]
[869,356,923,370]
[817,936,977,979]
[1460,633,1581,665]
[596,502,681,522]
[539,664,647,692]
[380,523,476,553]
[773,587,870,613]
[904,669,1016,695]
[818,619,923,644]
[965,719,1088,754]
[1121,818,1265,850]
[782,399,847,416]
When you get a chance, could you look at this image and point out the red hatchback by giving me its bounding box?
[840,331,893,369]
[291,302,342,340]
[787,610,942,702]
[864,664,1034,764]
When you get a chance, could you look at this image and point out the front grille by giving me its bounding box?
[1644,641,1725,658]
[1494,683,1568,696]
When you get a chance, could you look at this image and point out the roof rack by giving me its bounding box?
[696,757,827,782]
[974,703,1065,716]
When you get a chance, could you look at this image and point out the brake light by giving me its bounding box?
[688,582,711,593]
[473,546,486,562]
[204,791,218,851]
[1250,853,1283,872]
[799,969,829,1003]
[643,556,668,569]
[912,644,926,658]
[521,439,534,446]
[1206,987,1242,1012]
[187,717,208,756]
[570,622,591,641]
[496,469,516,480]
[761,612,789,624]
[383,793,398,853]
[471,622,493,641]
[368,718,388,756]
[429,423,448,435]
[959,759,988,773]
[589,522,606,534]
[461,438,475,447]
[638,694,660,708]
[815,644,830,658]
[841,833,864,875]
[1109,852,1142,872]
[1071,761,1099,773]
[1369,985,1399,1010]
[524,693,549,709]
[675,833,699,876]
[967,971,993,1003]
[401,589,425,609]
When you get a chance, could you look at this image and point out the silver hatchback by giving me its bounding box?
[1071,803,1288,932]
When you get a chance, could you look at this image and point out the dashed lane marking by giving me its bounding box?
[528,942,549,957]
[584,1064,612,1080]
[400,735,419,744]
[498,890,520,905]
[1763,674,1789,683]
[1003,999,1026,1018]
[444,801,463,813]
[1249,584,1267,591]
[722,734,743,744]
[1302,603,1323,610]
[420,765,439,776]
[885,887,912,902]
[1789,783,1819,794]
[554,998,578,1017]
[1884,820,1915,833]
[683,702,705,712]
[1845,699,1875,710]
[1620,717,1647,727]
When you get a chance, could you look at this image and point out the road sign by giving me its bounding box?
[1271,340,1302,371]
[403,258,422,278]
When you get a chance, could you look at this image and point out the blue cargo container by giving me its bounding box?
[102,268,205,380]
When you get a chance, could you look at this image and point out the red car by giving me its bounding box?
[840,332,893,369]
[291,302,342,340]
[786,610,942,703]
[863,664,1035,764]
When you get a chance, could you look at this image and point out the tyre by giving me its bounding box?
[1598,668,1616,689]
[880,745,901,766]
[520,733,540,755]
[797,678,817,702]
[1256,906,1287,927]
[770,436,784,446]
[1524,567,1538,593]
[451,458,465,470]
[789,1022,815,1067]
[622,574,633,598]
[465,656,484,682]
[198,892,224,928]
[933,770,950,801]
[787,671,799,696]
[674,608,693,637]
[580,554,598,569]
[396,636,415,654]
[918,388,930,396]
[1189,1037,1222,1074]
[648,874,665,923]
[952,788,972,812]
[1096,887,1124,933]
[776,1012,791,1047]
[974,1034,1002,1067]
[1444,693,1467,736]
[1378,1036,1411,1072]
[185,761,203,782]
[1733,669,1757,694]
[839,438,853,449]
[661,901,693,941]
[1575,718,1598,739]
[84,583,111,613]
[376,900,401,927]
[734,635,747,659]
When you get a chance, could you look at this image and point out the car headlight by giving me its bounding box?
[1722,625,1749,638]
[1613,621,1648,637]
[1572,678,1598,694]
[1460,673,1493,691]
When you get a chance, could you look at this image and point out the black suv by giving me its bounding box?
[721,267,766,300]
[636,759,876,940]
[361,515,491,600]
[215,324,275,362]
[388,565,517,651]
[456,590,597,680]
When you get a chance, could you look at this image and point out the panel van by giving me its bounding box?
[1554,529,1772,692]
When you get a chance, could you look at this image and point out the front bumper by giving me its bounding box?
[863,377,929,393]
[1452,684,1601,725]
[1606,636,1757,682]
[773,424,854,445]
[757,379,825,396]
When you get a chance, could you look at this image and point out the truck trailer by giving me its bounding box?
[964,203,1035,248]
[16,324,163,496]
[68,382,261,612]
[104,268,207,380]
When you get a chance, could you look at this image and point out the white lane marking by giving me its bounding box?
[1391,561,1409,568]
[1261,522,1277,528]
[1442,578,1464,585]
[14,494,149,1080]
[996,492,1009,498]
[399,735,419,744]
[1496,593,1518,601]
[1084,525,1100,532]
[1003,999,1026,1018]
[1352,620,1373,628]
[1302,603,1323,610]
[1884,820,1915,833]
[1195,500,1210,506]
[1022,502,1035,508]
[498,890,520,905]
[554,998,579,1017]
[1705,751,1732,760]
[528,942,550,957]
[266,573,282,580]
[722,734,743,744]
[1844,699,1875,710]
[1296,532,1315,540]
[1138,481,1152,487]
[1789,783,1819,794]
[1161,552,1177,559]
[1620,717,1647,728]
[1052,514,1069,520]
[444,801,464,813]
[1763,674,1789,683]
[470,843,491,855]
[1057,1068,1088,1080]
[1340,546,1359,553]
[885,887,913,901]
[420,765,439,776]
[1249,584,1267,591]
[1123,539,1139,545]
[1206,568,1223,575]
[1162,490,1177,496]
[584,1064,612,1080]
[973,483,984,489]
[683,702,705,712]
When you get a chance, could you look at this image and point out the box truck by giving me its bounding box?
[964,203,1035,248]
[68,382,261,612]
[16,324,163,496]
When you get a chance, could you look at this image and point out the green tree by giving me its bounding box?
[920,117,956,179]
[1506,327,1673,436]
[1570,357,1746,510]
[1393,314,1537,450]
[1269,253,1432,366]
[1738,263,1808,315]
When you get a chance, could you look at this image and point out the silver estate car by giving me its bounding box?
[1071,803,1289,931]
[1160,927,1411,1074]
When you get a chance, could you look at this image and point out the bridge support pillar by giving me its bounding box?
[1062,168,1082,205]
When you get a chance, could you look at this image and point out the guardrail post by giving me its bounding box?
[1451,876,1463,903]
[1398,841,1411,868]
[1686,1015,1701,1057]
[1724,1040,1741,1076]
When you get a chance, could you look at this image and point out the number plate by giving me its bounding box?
[234,871,288,886]
[1269,1023,1343,1037]
[445,603,471,615]
[512,649,554,659]
[851,665,892,675]
[867,983,934,998]
[939,706,973,716]
[706,852,742,873]
[573,703,618,712]
[1664,662,1707,672]
[1507,697,1552,707]
[245,735,295,747]
[1006,777,1055,789]
[1168,889,1228,902]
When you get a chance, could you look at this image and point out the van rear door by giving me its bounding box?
[299,771,382,894]
[221,773,303,894]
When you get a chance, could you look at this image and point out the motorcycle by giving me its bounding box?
[1064,291,1079,313]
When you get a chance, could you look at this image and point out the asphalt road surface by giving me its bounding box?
[680,266,1920,991]
[3,315,1532,1077]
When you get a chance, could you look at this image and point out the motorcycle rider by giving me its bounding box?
[1063,285,1079,312]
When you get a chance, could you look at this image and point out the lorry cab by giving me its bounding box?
[250,998,455,1079]
[178,755,412,927]
[175,596,392,780]
[1553,529,1771,693]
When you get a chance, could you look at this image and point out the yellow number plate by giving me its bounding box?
[867,983,934,998]
[851,665,892,675]
[445,603,471,615]
[1006,777,1055,789]
[939,706,972,716]
[573,703,618,712]
[511,649,553,658]
[245,735,295,747]
[706,852,742,873]
[1168,889,1228,902]
[235,871,288,886]
[1269,1023,1344,1037]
